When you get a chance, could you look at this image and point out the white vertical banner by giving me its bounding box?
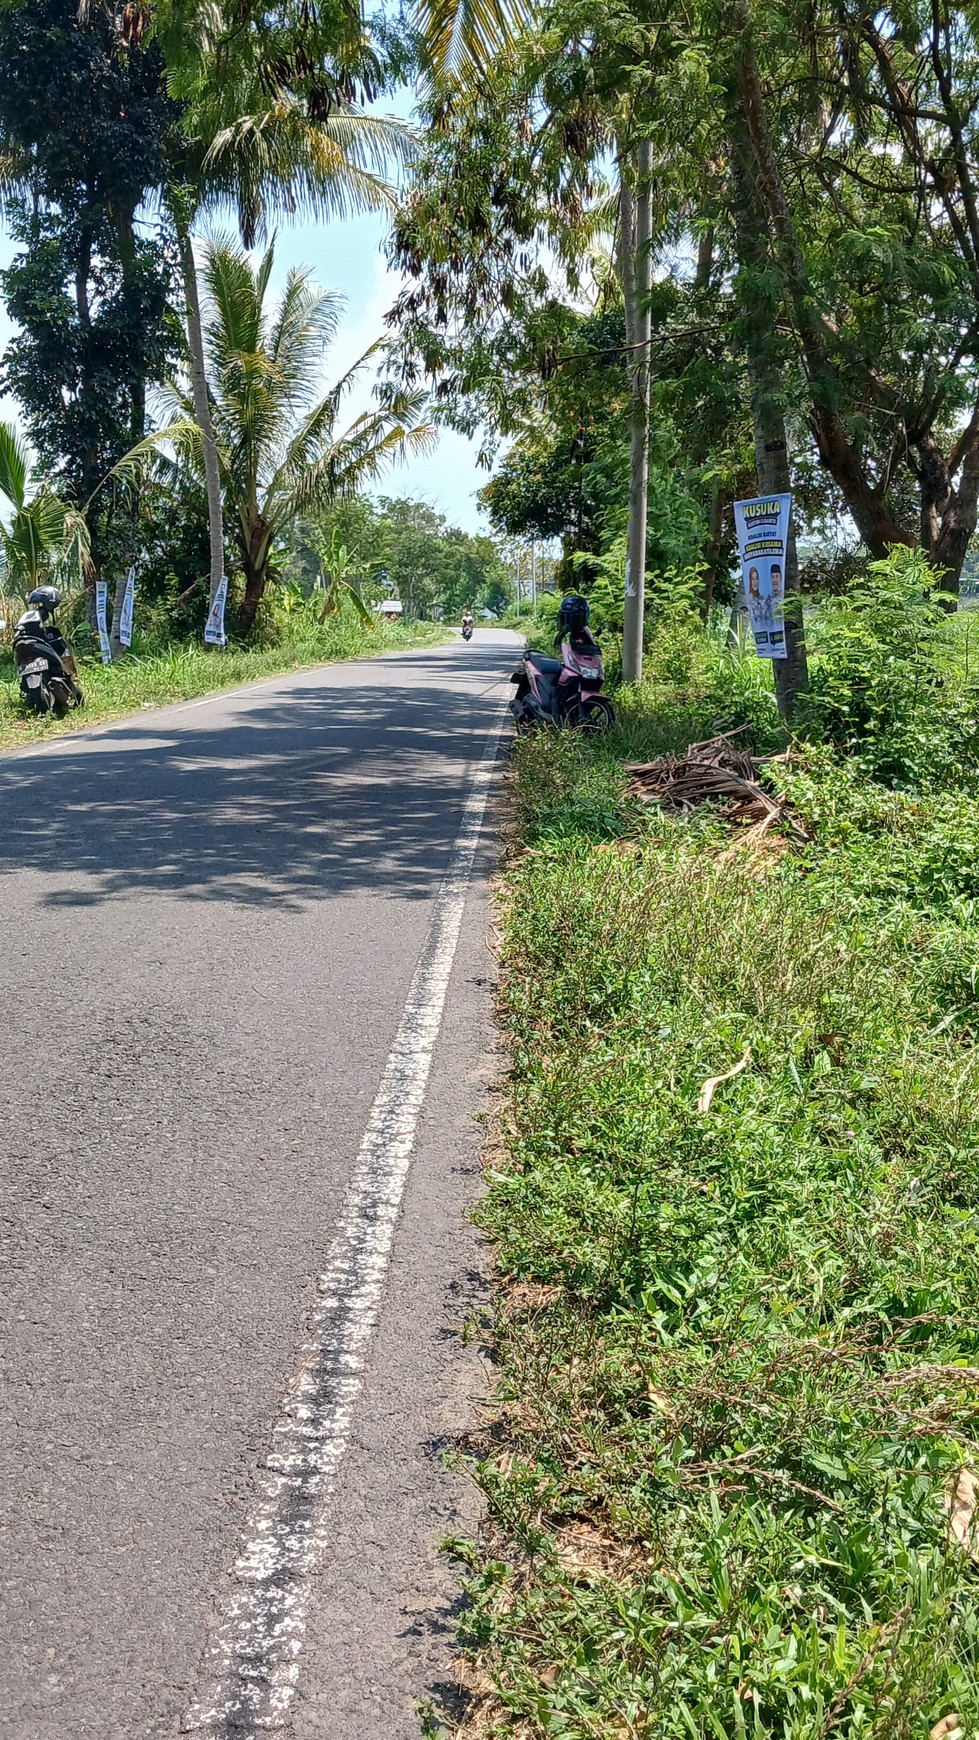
[95,579,112,664]
[204,576,228,647]
[733,493,792,660]
[119,566,135,648]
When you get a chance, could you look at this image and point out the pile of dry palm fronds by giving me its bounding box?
[627,731,809,844]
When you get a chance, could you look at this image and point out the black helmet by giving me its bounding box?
[28,585,61,620]
[558,593,589,636]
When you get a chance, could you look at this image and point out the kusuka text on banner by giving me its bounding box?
[95,579,111,664]
[733,493,791,660]
[204,576,228,647]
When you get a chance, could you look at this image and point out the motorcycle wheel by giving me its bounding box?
[24,684,52,716]
[578,695,615,733]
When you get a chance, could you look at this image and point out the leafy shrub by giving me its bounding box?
[798,547,979,788]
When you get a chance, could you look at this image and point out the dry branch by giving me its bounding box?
[627,735,809,840]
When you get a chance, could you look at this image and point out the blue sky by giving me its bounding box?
[259,207,492,533]
[0,190,493,535]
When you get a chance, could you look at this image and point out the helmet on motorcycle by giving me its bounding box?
[28,585,61,620]
[558,593,589,636]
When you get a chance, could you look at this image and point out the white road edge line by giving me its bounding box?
[182,696,509,1735]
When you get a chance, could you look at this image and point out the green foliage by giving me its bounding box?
[571,537,625,635]
[0,0,179,535]
[321,494,512,619]
[460,604,979,1738]
[0,420,88,599]
[165,238,432,633]
[798,549,979,788]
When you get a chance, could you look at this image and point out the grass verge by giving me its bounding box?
[0,613,447,753]
[445,678,979,1737]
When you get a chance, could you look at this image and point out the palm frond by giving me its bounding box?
[317,341,381,420]
[0,421,30,513]
[415,0,531,80]
[84,419,203,507]
[0,484,89,598]
[266,266,344,403]
[204,240,265,361]
[201,101,410,232]
[273,416,436,530]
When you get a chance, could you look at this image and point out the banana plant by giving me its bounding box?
[0,422,90,602]
[313,530,381,628]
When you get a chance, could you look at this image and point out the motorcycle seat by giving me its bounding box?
[527,653,562,674]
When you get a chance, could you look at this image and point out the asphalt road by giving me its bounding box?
[0,631,517,1740]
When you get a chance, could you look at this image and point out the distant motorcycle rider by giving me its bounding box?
[461,610,474,639]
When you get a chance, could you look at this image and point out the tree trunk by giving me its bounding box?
[728,105,808,719]
[695,226,715,291]
[699,486,728,621]
[176,218,225,614]
[73,218,102,626]
[619,138,652,685]
[235,511,273,638]
[110,299,144,660]
[236,571,264,638]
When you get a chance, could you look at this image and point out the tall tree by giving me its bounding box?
[152,0,414,614]
[168,239,432,636]
[0,0,178,616]
[702,0,979,597]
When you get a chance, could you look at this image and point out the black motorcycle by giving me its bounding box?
[461,617,474,641]
[13,585,84,718]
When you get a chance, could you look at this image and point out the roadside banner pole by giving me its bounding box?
[95,579,111,664]
[119,566,135,649]
[204,576,229,648]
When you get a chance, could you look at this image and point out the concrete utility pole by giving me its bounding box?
[531,541,537,613]
[514,550,521,616]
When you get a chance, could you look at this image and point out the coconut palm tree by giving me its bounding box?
[152,0,414,617]
[167,238,432,636]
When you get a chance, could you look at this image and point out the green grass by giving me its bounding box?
[445,633,979,1739]
[0,612,446,752]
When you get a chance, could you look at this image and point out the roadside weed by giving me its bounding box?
[462,590,979,1738]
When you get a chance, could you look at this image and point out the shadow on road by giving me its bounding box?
[0,646,510,910]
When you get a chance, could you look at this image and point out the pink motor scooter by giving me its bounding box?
[509,594,616,733]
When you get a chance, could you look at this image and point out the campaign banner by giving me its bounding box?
[733,493,791,660]
[95,579,112,664]
[204,576,228,647]
[119,566,135,648]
